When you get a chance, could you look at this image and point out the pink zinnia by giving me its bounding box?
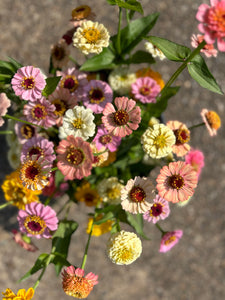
[93,125,121,152]
[82,80,113,113]
[11,66,46,101]
[12,229,38,252]
[166,120,191,157]
[102,96,141,137]
[62,266,98,299]
[0,93,11,126]
[23,96,56,128]
[15,119,37,144]
[143,195,170,224]
[131,77,161,103]
[191,34,218,57]
[56,135,94,180]
[196,0,225,51]
[185,148,205,178]
[159,230,183,253]
[17,202,58,239]
[156,161,198,203]
[21,136,56,166]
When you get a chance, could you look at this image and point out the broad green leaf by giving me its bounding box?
[125,50,155,64]
[7,57,23,70]
[188,54,223,95]
[106,0,143,14]
[80,47,115,72]
[126,212,150,239]
[42,76,61,97]
[93,211,115,225]
[106,0,116,4]
[51,252,71,276]
[145,36,191,61]
[112,13,159,55]
[18,253,49,282]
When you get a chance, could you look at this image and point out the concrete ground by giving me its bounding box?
[0,0,225,299]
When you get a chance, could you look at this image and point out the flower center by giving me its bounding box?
[139,86,151,96]
[61,75,79,92]
[25,164,40,180]
[164,235,176,245]
[73,118,83,129]
[100,134,112,145]
[107,187,121,199]
[52,99,67,116]
[154,134,167,149]
[168,174,184,190]
[84,192,95,204]
[210,6,225,32]
[89,88,105,104]
[66,147,84,165]
[20,124,35,139]
[24,215,46,235]
[113,110,129,126]
[21,76,35,89]
[52,45,65,60]
[28,147,44,159]
[31,104,47,120]
[82,27,101,44]
[71,5,91,20]
[150,203,163,217]
[129,186,146,202]
[205,111,221,130]
[174,128,190,145]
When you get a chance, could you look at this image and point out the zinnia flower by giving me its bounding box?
[156,161,198,203]
[15,119,37,144]
[62,266,98,299]
[136,67,165,90]
[121,176,154,214]
[97,177,124,204]
[93,125,121,152]
[107,230,142,265]
[141,123,176,159]
[1,170,41,209]
[191,34,218,57]
[74,181,101,206]
[90,142,109,167]
[196,0,225,51]
[185,148,205,178]
[12,229,38,252]
[2,287,34,300]
[159,230,183,253]
[144,41,166,60]
[143,195,170,224]
[56,136,94,180]
[108,67,136,95]
[166,120,191,157]
[70,5,95,27]
[131,76,161,103]
[0,93,11,127]
[17,202,58,239]
[82,80,113,114]
[51,39,70,69]
[73,20,110,55]
[11,66,46,101]
[23,96,56,128]
[200,108,221,136]
[86,215,113,236]
[102,96,141,137]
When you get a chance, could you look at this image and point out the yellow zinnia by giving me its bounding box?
[2,287,34,300]
[86,215,113,236]
[74,181,101,207]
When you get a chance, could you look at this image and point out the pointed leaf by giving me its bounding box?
[125,50,155,64]
[145,36,191,61]
[188,54,223,94]
[42,76,61,97]
[126,212,150,239]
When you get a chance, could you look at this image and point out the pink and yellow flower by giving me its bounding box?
[131,76,161,103]
[102,96,141,137]
[159,230,183,253]
[191,34,218,57]
[156,161,198,203]
[143,195,170,224]
[93,125,121,152]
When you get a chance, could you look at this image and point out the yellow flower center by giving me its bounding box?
[107,187,121,200]
[21,76,35,89]
[174,128,190,145]
[52,99,67,116]
[82,27,101,44]
[154,134,167,149]
[73,118,83,129]
[139,86,151,96]
[20,124,35,139]
[24,215,46,235]
[164,235,177,245]
[205,111,221,130]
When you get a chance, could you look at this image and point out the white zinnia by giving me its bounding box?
[61,106,95,140]
[73,20,110,55]
[145,41,166,60]
[108,67,136,95]
[97,177,124,204]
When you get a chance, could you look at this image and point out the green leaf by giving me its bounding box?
[51,252,71,275]
[125,50,155,64]
[7,57,23,70]
[106,0,116,4]
[93,211,115,225]
[187,54,223,94]
[18,253,49,282]
[145,36,191,61]
[126,212,150,239]
[112,13,159,55]
[106,0,143,14]
[80,47,115,72]
[42,76,61,97]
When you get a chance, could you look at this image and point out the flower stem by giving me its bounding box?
[116,7,122,55]
[188,122,205,130]
[33,253,53,290]
[155,223,166,235]
[0,130,13,134]
[0,201,13,210]
[80,215,95,270]
[4,114,46,131]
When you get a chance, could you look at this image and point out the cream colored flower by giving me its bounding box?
[97,177,124,204]
[108,67,136,95]
[107,230,142,265]
[73,20,110,55]
[141,124,175,159]
[7,140,22,169]
[144,41,166,60]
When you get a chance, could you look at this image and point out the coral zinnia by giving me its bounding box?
[156,161,198,203]
[62,266,98,299]
[102,96,141,137]
[17,202,58,239]
[56,136,94,180]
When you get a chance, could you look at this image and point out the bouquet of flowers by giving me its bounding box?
[0,0,223,299]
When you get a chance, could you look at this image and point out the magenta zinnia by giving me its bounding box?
[17,202,58,239]
[131,76,161,103]
[143,195,170,224]
[102,96,141,137]
[56,135,94,180]
[156,161,198,203]
[159,230,183,253]
[11,66,46,101]
[62,266,98,299]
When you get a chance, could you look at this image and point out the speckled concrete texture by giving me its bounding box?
[0,1,225,299]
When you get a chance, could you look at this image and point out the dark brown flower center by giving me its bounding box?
[113,110,129,126]
[24,215,46,235]
[89,88,105,104]
[32,105,47,120]
[66,147,84,165]
[129,186,146,202]
[20,124,35,139]
[168,174,184,190]
[53,45,65,60]
[28,147,43,159]
[25,165,39,180]
[150,203,163,217]
[21,77,35,89]
[52,99,67,116]
[61,75,79,92]
[174,128,190,145]
[100,134,112,145]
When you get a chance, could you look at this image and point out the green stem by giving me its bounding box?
[116,7,122,55]
[4,114,46,131]
[188,122,205,130]
[0,201,14,210]
[155,223,166,235]
[69,55,78,65]
[0,130,13,134]
[33,253,53,290]
[126,9,130,24]
[80,215,95,270]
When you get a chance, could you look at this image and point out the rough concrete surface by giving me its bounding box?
[0,0,225,299]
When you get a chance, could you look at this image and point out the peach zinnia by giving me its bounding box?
[200,108,221,136]
[156,161,198,203]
